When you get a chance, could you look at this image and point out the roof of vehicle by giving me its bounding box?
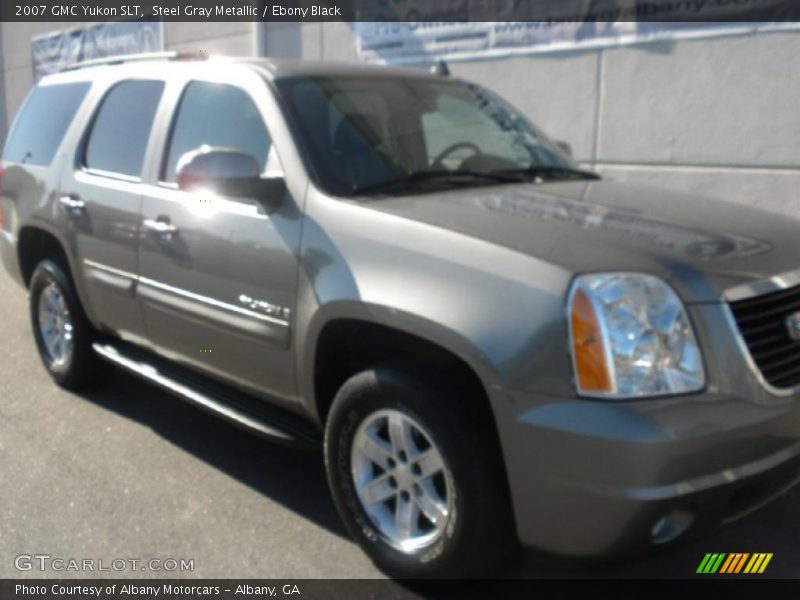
[42,52,444,85]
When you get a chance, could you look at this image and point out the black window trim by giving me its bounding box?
[157,78,190,187]
[78,78,166,184]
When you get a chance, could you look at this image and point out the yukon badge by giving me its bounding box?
[238,294,291,322]
[786,311,800,341]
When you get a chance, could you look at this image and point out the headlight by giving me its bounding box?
[567,273,705,398]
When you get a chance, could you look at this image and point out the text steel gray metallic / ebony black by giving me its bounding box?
[3,54,800,578]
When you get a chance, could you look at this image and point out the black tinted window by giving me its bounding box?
[85,80,164,178]
[163,82,270,182]
[4,82,90,166]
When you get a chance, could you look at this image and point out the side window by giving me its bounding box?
[84,80,164,178]
[163,81,271,182]
[4,82,90,166]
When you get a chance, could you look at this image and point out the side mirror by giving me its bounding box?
[176,146,285,213]
[555,141,573,158]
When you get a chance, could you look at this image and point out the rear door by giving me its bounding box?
[137,69,302,404]
[59,78,165,343]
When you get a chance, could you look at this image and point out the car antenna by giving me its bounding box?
[430,60,450,76]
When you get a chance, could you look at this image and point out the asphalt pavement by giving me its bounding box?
[1,268,799,582]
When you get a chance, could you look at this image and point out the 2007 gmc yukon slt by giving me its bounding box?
[3,53,800,578]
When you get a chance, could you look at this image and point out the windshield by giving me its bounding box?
[275,74,588,197]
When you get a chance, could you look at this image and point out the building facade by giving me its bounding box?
[1,21,798,216]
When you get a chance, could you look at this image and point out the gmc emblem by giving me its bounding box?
[787,312,800,342]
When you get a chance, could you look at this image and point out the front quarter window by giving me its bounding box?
[163,81,272,183]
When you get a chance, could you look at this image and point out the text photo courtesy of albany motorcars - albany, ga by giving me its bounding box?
[2,0,800,596]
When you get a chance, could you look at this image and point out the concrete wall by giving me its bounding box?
[164,21,255,55]
[280,23,800,217]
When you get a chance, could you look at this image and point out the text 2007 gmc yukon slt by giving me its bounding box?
[3,53,800,578]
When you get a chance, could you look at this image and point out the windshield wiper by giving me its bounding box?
[495,165,601,181]
[351,169,522,196]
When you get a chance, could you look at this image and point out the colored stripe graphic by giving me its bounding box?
[697,553,727,573]
[719,553,749,573]
[733,553,750,574]
[710,553,726,573]
[719,554,736,574]
[744,553,773,574]
[744,553,764,573]
[696,553,713,573]
[698,552,771,574]
[758,553,773,573]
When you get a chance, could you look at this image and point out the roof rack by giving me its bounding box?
[61,51,209,72]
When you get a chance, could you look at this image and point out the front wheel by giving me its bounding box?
[324,364,517,578]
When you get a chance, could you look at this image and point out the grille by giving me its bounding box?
[729,284,800,389]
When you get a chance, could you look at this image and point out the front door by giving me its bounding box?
[137,73,302,403]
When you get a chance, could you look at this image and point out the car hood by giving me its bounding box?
[362,180,800,303]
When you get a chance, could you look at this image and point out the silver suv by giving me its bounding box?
[3,53,800,578]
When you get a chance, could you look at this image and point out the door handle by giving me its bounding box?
[142,217,178,236]
[58,194,85,211]
[143,219,177,233]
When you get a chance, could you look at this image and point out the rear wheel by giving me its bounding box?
[324,364,517,578]
[29,259,106,389]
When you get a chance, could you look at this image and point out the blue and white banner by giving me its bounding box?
[355,21,792,64]
[32,21,163,80]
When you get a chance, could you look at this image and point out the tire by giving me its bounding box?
[324,363,518,578]
[29,259,106,389]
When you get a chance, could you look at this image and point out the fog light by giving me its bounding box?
[650,510,694,544]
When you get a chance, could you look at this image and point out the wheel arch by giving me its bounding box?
[303,302,503,427]
[16,223,99,328]
[17,224,74,285]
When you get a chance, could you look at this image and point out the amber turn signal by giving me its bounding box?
[569,287,613,394]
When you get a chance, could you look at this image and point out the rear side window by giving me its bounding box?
[163,81,270,182]
[3,82,90,166]
[84,80,164,178]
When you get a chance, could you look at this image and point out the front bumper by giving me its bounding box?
[496,303,800,557]
[500,388,800,556]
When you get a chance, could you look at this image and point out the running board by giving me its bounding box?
[92,341,320,449]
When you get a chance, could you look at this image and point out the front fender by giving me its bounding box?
[294,188,576,421]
